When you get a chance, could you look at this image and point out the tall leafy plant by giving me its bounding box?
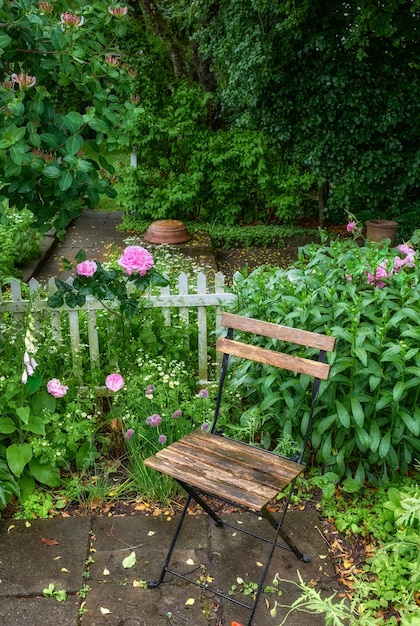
[231,234,420,485]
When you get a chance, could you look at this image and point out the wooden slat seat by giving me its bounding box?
[144,429,304,511]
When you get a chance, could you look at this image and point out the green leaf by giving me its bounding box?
[29,459,61,487]
[31,390,56,414]
[6,443,33,477]
[23,415,46,436]
[342,478,362,493]
[350,397,364,428]
[369,420,381,453]
[65,135,84,156]
[58,170,74,191]
[0,31,12,49]
[62,111,84,134]
[44,165,61,179]
[335,400,350,428]
[0,417,16,434]
[355,427,370,452]
[398,409,420,437]
[378,430,391,459]
[16,406,30,425]
[51,27,67,51]
[392,381,406,403]
[122,551,136,568]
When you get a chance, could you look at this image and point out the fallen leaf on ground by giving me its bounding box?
[41,537,59,546]
[185,598,195,606]
[100,607,111,615]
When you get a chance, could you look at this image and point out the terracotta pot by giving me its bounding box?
[366,219,399,246]
[144,219,190,244]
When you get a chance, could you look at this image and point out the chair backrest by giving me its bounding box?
[211,312,336,461]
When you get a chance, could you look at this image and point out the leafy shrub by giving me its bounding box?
[117,83,316,225]
[0,205,40,279]
[231,233,420,485]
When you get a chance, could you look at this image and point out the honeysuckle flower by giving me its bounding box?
[118,246,154,276]
[158,434,167,445]
[124,428,135,439]
[47,378,68,398]
[11,72,36,91]
[130,95,140,104]
[105,373,125,392]
[105,55,120,67]
[76,260,97,277]
[108,6,128,18]
[1,81,13,90]
[60,12,84,27]
[146,413,162,427]
[346,221,356,233]
[39,1,53,12]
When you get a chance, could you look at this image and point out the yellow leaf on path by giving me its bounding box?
[25,521,31,528]
[103,567,110,576]
[147,531,156,536]
[7,525,15,533]
[61,568,69,573]
[256,562,263,567]
[100,607,111,615]
[186,558,195,565]
[185,598,195,606]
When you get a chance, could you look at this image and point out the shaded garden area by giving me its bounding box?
[1,1,420,624]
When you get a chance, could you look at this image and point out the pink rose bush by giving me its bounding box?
[47,378,68,398]
[105,373,125,392]
[76,260,97,277]
[118,246,154,276]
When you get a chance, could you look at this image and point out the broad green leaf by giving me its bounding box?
[22,415,46,436]
[58,170,74,191]
[16,406,30,425]
[6,443,33,476]
[355,427,370,452]
[44,165,61,179]
[62,111,84,133]
[0,417,16,434]
[50,27,67,51]
[65,135,84,156]
[398,409,420,437]
[0,31,12,49]
[29,458,61,487]
[369,420,381,453]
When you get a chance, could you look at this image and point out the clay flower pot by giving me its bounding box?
[366,219,399,246]
[144,219,190,244]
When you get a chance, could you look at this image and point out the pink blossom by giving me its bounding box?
[11,72,36,91]
[118,246,154,276]
[22,370,28,384]
[108,6,128,18]
[158,434,167,445]
[124,428,135,439]
[172,409,182,419]
[146,414,162,427]
[105,55,120,67]
[47,378,68,398]
[346,221,356,233]
[367,263,390,289]
[397,244,415,255]
[39,2,53,12]
[60,12,84,27]
[76,260,97,277]
[345,274,352,282]
[105,373,125,392]
[198,388,208,398]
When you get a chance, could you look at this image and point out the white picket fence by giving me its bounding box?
[0,273,238,385]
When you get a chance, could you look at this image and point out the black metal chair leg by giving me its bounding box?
[180,482,224,527]
[147,494,192,588]
[261,505,311,563]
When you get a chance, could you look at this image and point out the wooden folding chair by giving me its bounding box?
[144,312,335,624]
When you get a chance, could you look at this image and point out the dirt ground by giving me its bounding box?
[214,247,299,282]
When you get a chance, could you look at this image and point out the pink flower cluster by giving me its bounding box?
[108,6,128,18]
[60,12,84,27]
[76,260,97,277]
[367,244,416,288]
[118,246,154,276]
[146,413,162,427]
[47,378,68,398]
[11,72,36,91]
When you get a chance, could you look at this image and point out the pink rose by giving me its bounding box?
[47,378,68,398]
[397,244,415,255]
[118,246,154,276]
[346,221,356,233]
[76,260,97,277]
[105,373,125,392]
